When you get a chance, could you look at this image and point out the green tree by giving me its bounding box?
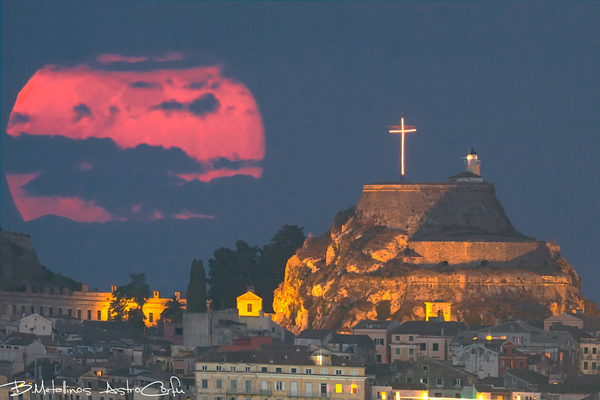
[161,295,185,323]
[208,241,260,310]
[258,225,305,311]
[109,273,151,329]
[186,259,207,313]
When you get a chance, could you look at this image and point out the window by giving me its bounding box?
[436,378,443,386]
[231,381,237,391]
[395,348,401,356]
[87,310,91,320]
[290,368,297,373]
[31,306,35,314]
[593,362,597,370]
[585,347,589,354]
[245,367,251,372]
[149,313,154,323]
[305,368,313,374]
[584,362,589,370]
[77,309,82,319]
[247,304,253,313]
[519,361,524,368]
[433,343,439,351]
[261,381,269,391]
[261,367,268,372]
[335,384,343,394]
[350,369,358,376]
[97,310,101,320]
[275,382,285,391]
[421,378,428,384]
[216,380,223,389]
[406,377,413,383]
[217,366,223,371]
[175,369,185,374]
[49,307,53,316]
[275,367,283,373]
[375,338,385,346]
[409,336,414,342]
[245,380,252,392]
[335,369,343,375]
[511,349,515,355]
[201,365,208,371]
[231,366,236,371]
[395,335,400,341]
[420,343,427,351]
[58,308,63,315]
[376,354,382,363]
[351,384,358,394]
[40,306,44,316]
[320,368,328,375]
[453,379,462,386]
[68,309,72,316]
[594,348,598,355]
[422,365,429,372]
[409,348,414,356]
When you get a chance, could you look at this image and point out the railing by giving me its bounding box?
[287,391,330,398]
[226,389,273,396]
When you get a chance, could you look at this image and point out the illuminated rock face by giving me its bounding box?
[274,183,594,334]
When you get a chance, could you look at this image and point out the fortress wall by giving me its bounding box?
[410,241,542,265]
[356,183,516,237]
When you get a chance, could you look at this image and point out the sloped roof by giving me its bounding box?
[393,321,466,336]
[353,320,397,330]
[237,291,262,301]
[504,368,548,385]
[296,329,335,340]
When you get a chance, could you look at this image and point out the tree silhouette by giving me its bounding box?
[109,273,151,328]
[186,259,207,312]
[161,295,185,323]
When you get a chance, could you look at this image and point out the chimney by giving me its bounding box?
[111,285,117,293]
[154,290,160,299]
[175,291,181,300]
[247,286,255,293]
[81,284,89,292]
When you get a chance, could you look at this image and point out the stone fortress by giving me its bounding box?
[274,149,592,333]
[0,230,176,329]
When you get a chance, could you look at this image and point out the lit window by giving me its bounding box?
[351,384,358,394]
[95,371,102,377]
[275,382,285,391]
[335,384,343,394]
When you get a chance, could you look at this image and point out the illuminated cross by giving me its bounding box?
[388,112,417,181]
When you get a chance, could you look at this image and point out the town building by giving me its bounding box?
[0,285,181,328]
[389,320,466,362]
[352,320,400,364]
[194,348,367,400]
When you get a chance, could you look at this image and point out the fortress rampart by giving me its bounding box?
[409,240,549,266]
[356,182,518,238]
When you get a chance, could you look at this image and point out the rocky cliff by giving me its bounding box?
[0,230,81,292]
[273,182,597,333]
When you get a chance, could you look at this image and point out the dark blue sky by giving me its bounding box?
[2,2,599,303]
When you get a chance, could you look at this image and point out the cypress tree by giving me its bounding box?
[186,259,207,312]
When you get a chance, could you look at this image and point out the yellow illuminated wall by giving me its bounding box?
[237,291,263,317]
[424,301,452,321]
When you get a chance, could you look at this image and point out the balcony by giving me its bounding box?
[288,391,330,398]
[226,389,272,396]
